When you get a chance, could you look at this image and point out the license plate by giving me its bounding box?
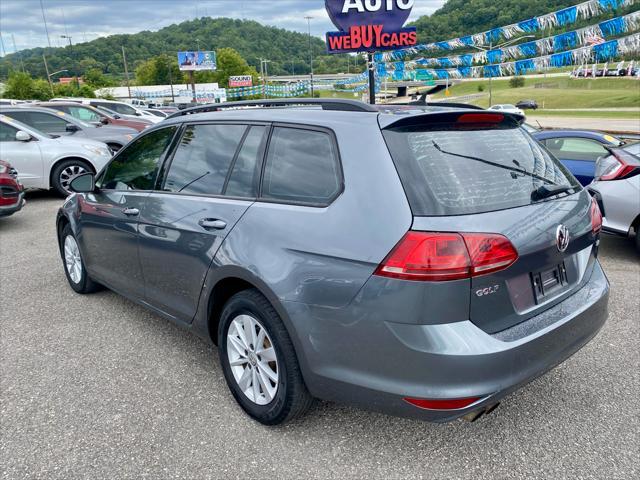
[532,263,567,304]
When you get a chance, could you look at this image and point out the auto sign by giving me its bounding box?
[325,0,417,54]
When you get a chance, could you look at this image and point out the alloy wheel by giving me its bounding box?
[64,235,82,284]
[59,164,88,194]
[226,314,279,405]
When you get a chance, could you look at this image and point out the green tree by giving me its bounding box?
[135,54,183,86]
[3,72,35,99]
[195,48,258,87]
[84,68,114,88]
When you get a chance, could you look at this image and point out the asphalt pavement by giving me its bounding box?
[1,193,639,480]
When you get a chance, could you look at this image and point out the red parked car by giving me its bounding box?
[0,160,25,217]
[36,102,151,133]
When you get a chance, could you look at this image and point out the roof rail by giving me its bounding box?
[167,98,378,118]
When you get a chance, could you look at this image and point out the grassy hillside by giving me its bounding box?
[432,76,640,109]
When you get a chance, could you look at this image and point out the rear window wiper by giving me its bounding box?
[531,184,577,201]
[431,141,557,186]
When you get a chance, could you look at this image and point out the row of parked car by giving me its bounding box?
[1,97,638,253]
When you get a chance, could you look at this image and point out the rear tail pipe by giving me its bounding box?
[462,402,500,422]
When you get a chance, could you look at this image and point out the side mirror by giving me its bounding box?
[66,123,80,132]
[70,172,96,193]
[134,112,142,116]
[100,117,109,125]
[15,130,32,142]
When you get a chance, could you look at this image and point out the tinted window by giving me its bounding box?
[0,121,18,142]
[94,102,137,116]
[383,126,579,216]
[8,111,69,133]
[66,106,101,123]
[544,138,608,162]
[225,126,266,198]
[262,127,341,205]
[164,124,246,195]
[99,127,176,190]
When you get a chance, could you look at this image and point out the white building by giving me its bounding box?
[95,82,227,104]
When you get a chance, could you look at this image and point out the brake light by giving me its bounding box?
[374,232,518,282]
[404,396,481,410]
[600,150,639,181]
[457,113,504,124]
[590,198,603,235]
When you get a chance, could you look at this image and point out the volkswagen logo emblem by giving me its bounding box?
[556,225,570,252]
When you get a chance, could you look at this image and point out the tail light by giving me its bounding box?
[599,150,640,181]
[374,232,518,282]
[590,198,603,235]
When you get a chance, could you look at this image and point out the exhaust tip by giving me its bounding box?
[462,402,500,422]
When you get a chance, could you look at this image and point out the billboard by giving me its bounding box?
[325,0,417,54]
[177,51,217,71]
[229,75,253,87]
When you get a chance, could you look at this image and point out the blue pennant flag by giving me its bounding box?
[554,31,578,51]
[599,17,625,37]
[555,6,578,26]
[458,67,472,77]
[460,36,474,47]
[483,65,501,77]
[518,18,539,33]
[550,51,573,67]
[515,59,535,75]
[518,41,538,57]
[438,57,453,67]
[459,54,474,67]
[593,39,619,61]
[598,0,625,9]
[485,28,502,44]
[487,49,503,64]
[435,41,451,50]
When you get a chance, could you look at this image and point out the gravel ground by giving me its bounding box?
[1,193,639,480]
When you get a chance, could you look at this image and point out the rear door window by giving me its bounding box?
[383,125,579,216]
[544,138,609,162]
[261,127,341,205]
[163,124,247,195]
[225,126,267,198]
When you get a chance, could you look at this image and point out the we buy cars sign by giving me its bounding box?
[325,0,417,54]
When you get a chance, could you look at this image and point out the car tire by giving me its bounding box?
[60,224,101,294]
[51,159,92,197]
[635,230,640,253]
[218,289,314,425]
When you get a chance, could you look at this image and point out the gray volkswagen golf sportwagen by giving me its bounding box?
[57,99,609,425]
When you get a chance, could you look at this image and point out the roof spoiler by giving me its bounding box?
[380,111,526,130]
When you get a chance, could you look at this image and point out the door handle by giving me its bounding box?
[122,208,140,216]
[198,218,227,230]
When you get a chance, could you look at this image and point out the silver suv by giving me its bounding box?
[57,99,609,425]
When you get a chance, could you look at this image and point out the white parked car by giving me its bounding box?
[0,114,112,196]
[489,104,526,117]
[51,98,162,124]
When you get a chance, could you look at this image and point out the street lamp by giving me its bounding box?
[471,35,535,106]
[305,16,314,97]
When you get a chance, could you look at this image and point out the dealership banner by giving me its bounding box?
[178,51,217,71]
[229,75,253,87]
[325,0,418,54]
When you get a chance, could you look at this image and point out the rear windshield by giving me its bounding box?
[383,125,580,216]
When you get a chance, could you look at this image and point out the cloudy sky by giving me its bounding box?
[0,0,446,54]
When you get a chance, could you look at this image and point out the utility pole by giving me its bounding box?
[122,46,132,99]
[189,71,197,103]
[40,0,52,48]
[43,54,54,96]
[61,35,78,88]
[367,53,376,105]
[11,34,25,73]
[168,65,175,103]
[305,16,314,97]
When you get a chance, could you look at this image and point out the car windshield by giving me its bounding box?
[383,124,580,216]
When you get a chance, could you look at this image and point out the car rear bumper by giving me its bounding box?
[286,260,609,422]
[0,190,25,217]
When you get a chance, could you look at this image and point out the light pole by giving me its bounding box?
[47,68,68,95]
[471,35,535,107]
[260,59,271,98]
[60,35,79,88]
[305,16,314,97]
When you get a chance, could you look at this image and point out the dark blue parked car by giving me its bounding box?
[532,130,624,186]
